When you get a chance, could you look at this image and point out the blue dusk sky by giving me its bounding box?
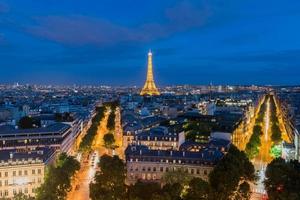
[0,0,300,86]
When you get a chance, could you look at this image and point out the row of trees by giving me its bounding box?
[245,125,263,159]
[103,101,118,151]
[79,106,106,152]
[35,153,80,200]
[270,96,282,144]
[107,111,116,131]
[245,97,268,159]
[265,158,300,200]
[269,96,283,158]
[106,101,118,131]
[90,145,256,200]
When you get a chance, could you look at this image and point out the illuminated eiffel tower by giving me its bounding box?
[140,50,160,96]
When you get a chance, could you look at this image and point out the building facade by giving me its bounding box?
[0,148,56,198]
[125,145,223,185]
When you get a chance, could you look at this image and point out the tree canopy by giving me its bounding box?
[209,145,256,200]
[264,158,300,200]
[103,133,116,149]
[90,155,126,200]
[18,116,40,129]
[35,153,80,200]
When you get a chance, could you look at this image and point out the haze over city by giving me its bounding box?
[1,0,300,85]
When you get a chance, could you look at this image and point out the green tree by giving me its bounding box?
[12,193,34,200]
[183,178,209,200]
[103,133,116,149]
[264,158,300,200]
[35,154,80,200]
[128,181,161,200]
[107,111,116,131]
[79,106,106,152]
[18,116,40,129]
[90,155,126,200]
[162,168,192,186]
[209,145,256,200]
[162,183,183,200]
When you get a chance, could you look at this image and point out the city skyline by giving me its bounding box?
[1,0,300,85]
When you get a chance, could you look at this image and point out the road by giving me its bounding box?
[67,106,124,200]
[250,95,290,199]
[251,97,271,199]
[66,110,110,200]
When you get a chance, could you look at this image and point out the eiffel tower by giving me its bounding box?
[140,50,160,96]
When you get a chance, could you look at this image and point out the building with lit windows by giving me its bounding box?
[125,145,223,185]
[0,148,56,198]
[0,123,73,153]
[133,126,185,150]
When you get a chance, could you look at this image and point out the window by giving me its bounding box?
[191,169,194,174]
[4,180,8,186]
[4,190,8,196]
[196,169,200,174]
[204,170,207,175]
[153,167,156,172]
[13,171,16,176]
[19,171,22,176]
[148,167,151,172]
[24,170,28,175]
[24,188,28,194]
[0,180,2,187]
[38,178,42,183]
[153,174,156,180]
[32,169,35,175]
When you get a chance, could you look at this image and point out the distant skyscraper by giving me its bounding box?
[140,50,160,96]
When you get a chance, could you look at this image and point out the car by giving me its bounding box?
[75,185,80,190]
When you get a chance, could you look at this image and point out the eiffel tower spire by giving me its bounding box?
[140,50,160,96]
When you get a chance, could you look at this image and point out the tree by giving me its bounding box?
[183,178,209,200]
[264,158,300,200]
[162,168,192,186]
[79,106,106,152]
[12,193,34,200]
[35,154,80,200]
[18,116,40,129]
[209,145,256,200]
[90,155,126,200]
[162,183,182,200]
[103,133,116,149]
[128,181,162,200]
[107,111,116,131]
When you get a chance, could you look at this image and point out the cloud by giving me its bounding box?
[26,1,211,46]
